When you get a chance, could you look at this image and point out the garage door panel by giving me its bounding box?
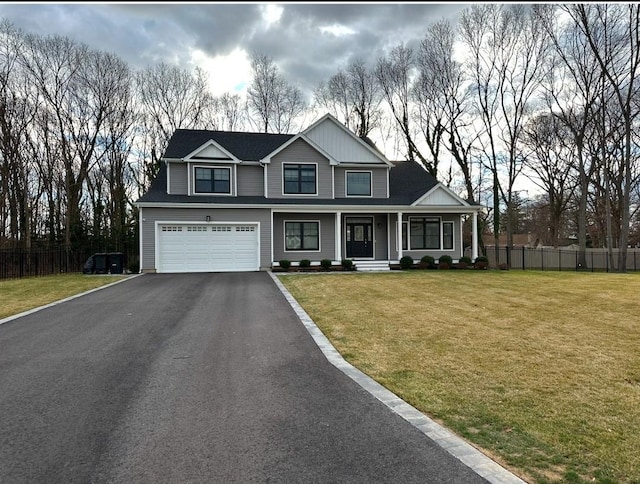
[158,223,259,273]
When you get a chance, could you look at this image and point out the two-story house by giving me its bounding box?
[135,113,482,273]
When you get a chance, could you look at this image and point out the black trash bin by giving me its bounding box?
[93,253,109,274]
[108,252,124,274]
[82,255,95,274]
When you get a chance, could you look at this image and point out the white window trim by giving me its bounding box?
[192,165,233,196]
[345,170,373,198]
[281,162,318,197]
[443,221,455,251]
[283,219,321,252]
[406,216,455,252]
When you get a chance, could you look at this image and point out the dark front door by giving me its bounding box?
[346,218,374,258]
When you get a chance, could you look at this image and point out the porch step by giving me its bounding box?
[354,260,390,272]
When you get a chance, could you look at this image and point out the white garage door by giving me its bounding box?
[157,223,259,273]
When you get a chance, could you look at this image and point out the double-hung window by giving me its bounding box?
[346,171,372,196]
[443,222,454,250]
[194,167,231,194]
[283,163,316,195]
[410,217,441,249]
[285,221,319,251]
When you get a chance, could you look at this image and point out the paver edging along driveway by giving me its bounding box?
[269,271,526,484]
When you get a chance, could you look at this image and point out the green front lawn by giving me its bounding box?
[0,274,126,320]
[279,270,640,484]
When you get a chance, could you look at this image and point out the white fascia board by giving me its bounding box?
[411,182,473,207]
[183,139,242,164]
[260,133,338,165]
[302,113,393,167]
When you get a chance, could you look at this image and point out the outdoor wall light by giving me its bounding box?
[206,215,211,222]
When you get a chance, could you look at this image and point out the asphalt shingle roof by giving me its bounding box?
[137,129,443,206]
[163,129,294,161]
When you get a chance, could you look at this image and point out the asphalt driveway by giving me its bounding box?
[0,272,489,483]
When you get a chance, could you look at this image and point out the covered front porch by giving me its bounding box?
[270,209,481,270]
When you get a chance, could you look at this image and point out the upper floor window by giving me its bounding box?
[283,163,316,195]
[194,167,231,194]
[346,171,372,197]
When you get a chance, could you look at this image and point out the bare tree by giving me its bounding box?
[210,92,245,131]
[569,4,640,272]
[135,63,214,188]
[314,58,382,138]
[520,113,576,246]
[375,44,435,175]
[536,3,604,268]
[0,19,34,248]
[460,4,549,266]
[246,52,306,134]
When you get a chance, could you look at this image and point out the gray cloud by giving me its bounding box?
[0,2,469,99]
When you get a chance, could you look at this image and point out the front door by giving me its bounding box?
[346,217,374,258]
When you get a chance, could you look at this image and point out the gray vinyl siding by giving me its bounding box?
[168,162,188,195]
[390,213,462,261]
[373,214,388,259]
[267,138,332,198]
[140,207,271,271]
[335,167,388,198]
[273,212,336,262]
[237,164,264,196]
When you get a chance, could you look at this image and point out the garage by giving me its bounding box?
[157,223,259,273]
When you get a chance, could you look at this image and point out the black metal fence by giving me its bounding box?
[0,247,138,280]
[466,246,640,272]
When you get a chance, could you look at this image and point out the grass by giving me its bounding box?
[0,274,126,320]
[279,270,640,484]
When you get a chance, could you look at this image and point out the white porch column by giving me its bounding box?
[472,211,479,260]
[335,211,342,262]
[397,211,403,260]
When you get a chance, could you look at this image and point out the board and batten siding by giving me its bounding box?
[273,212,336,262]
[334,167,388,198]
[168,162,188,195]
[305,117,384,164]
[267,138,332,198]
[140,207,271,271]
[237,164,264,196]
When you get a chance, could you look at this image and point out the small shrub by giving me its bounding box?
[459,256,472,265]
[400,255,414,270]
[474,255,489,270]
[419,255,435,269]
[299,259,311,268]
[278,259,291,270]
[320,258,332,270]
[341,258,354,271]
[438,255,453,266]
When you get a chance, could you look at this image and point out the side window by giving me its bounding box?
[443,222,454,250]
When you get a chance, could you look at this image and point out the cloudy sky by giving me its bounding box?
[0,2,469,99]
